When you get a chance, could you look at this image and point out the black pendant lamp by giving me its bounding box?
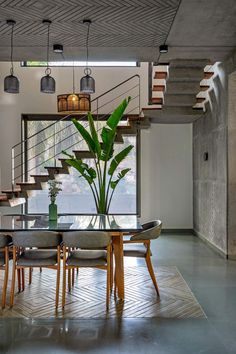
[40,19,55,94]
[4,20,19,94]
[80,19,95,94]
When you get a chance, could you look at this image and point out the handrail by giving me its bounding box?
[14,82,139,160]
[12,74,140,149]
[11,74,140,192]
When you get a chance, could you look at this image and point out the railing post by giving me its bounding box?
[11,147,15,194]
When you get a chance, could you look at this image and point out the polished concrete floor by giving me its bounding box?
[1,234,236,354]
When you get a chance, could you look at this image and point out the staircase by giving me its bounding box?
[0,75,149,207]
[143,60,214,123]
[0,62,216,207]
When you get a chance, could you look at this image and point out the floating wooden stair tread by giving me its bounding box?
[0,195,8,201]
[153,85,165,92]
[30,174,50,182]
[204,72,214,79]
[150,97,163,104]
[8,198,26,207]
[73,150,94,159]
[2,188,21,194]
[196,97,206,103]
[200,85,210,91]
[154,72,168,80]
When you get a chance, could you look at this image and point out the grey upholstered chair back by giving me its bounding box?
[130,220,162,241]
[12,231,61,248]
[0,233,12,248]
[62,231,110,249]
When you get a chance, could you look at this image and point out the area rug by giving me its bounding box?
[0,266,206,319]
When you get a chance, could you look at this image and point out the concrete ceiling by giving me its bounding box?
[0,0,235,62]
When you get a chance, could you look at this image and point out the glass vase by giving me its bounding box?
[49,202,57,221]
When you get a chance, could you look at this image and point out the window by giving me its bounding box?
[21,61,138,67]
[24,117,139,215]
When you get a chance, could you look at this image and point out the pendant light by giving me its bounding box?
[40,19,55,94]
[4,20,19,94]
[57,62,91,112]
[80,19,95,94]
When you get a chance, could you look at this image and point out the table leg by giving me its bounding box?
[112,232,124,300]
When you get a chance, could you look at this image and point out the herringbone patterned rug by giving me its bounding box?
[0,266,205,319]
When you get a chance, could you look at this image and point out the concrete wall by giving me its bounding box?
[193,62,228,254]
[0,62,193,228]
[227,70,236,258]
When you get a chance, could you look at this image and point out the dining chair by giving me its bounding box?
[0,234,12,308]
[10,231,61,308]
[62,231,112,310]
[117,220,162,297]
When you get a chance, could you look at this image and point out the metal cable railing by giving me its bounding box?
[11,74,140,192]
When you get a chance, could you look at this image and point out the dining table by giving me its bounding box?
[0,213,143,300]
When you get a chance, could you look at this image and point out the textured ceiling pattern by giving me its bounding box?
[0,0,180,49]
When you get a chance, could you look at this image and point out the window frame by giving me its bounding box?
[22,114,141,216]
[21,61,140,68]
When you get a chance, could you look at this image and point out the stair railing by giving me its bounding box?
[11,74,140,194]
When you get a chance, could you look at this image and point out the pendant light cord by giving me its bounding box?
[46,22,50,74]
[86,22,90,69]
[10,23,14,76]
[72,61,75,93]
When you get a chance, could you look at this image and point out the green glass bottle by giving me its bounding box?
[49,202,57,221]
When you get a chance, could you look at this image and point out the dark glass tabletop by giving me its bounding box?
[0,214,142,232]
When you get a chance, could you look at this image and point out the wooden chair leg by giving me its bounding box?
[62,246,66,309]
[72,268,75,287]
[145,253,160,297]
[29,268,32,285]
[106,245,111,310]
[110,250,113,293]
[21,268,25,291]
[17,269,21,292]
[40,267,42,273]
[2,247,9,309]
[55,246,60,308]
[10,247,17,307]
[76,268,79,276]
[114,267,117,299]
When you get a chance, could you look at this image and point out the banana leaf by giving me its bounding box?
[65,158,94,185]
[110,168,131,190]
[108,145,134,176]
[106,97,131,130]
[72,118,96,154]
[88,112,101,158]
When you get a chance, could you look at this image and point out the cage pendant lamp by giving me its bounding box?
[4,20,19,94]
[80,19,95,94]
[40,19,55,94]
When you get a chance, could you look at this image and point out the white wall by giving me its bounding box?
[0,62,192,228]
[141,124,193,228]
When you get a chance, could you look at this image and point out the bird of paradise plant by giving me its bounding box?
[62,96,134,214]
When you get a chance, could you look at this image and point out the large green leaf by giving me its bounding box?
[72,118,96,154]
[110,168,131,190]
[106,97,131,130]
[88,112,101,158]
[65,158,93,184]
[108,145,134,176]
[100,127,115,161]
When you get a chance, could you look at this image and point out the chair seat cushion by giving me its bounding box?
[17,249,58,266]
[67,249,107,267]
[123,244,151,257]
